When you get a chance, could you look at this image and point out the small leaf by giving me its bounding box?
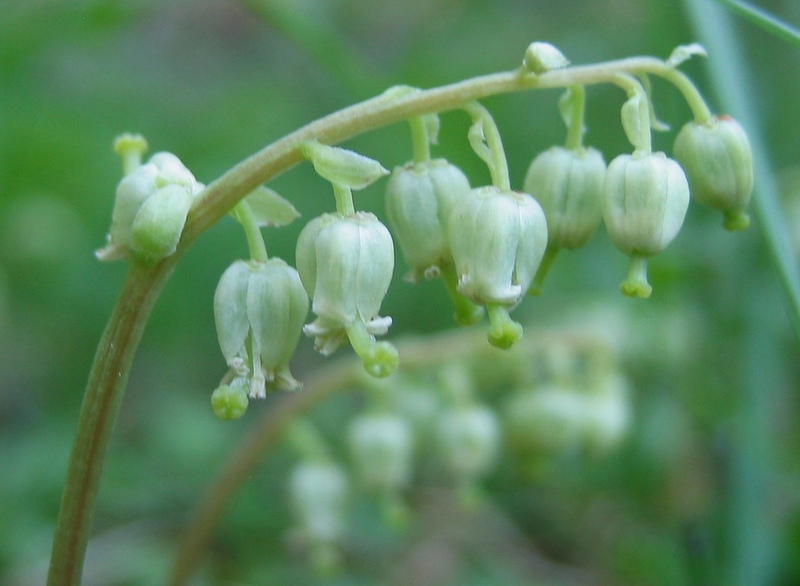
[666,43,707,68]
[301,141,388,190]
[637,74,670,132]
[620,95,648,152]
[424,113,441,145]
[468,119,492,168]
[232,186,300,227]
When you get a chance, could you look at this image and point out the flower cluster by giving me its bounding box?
[96,43,754,421]
[280,325,631,571]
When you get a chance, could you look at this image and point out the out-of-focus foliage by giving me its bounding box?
[1,0,800,584]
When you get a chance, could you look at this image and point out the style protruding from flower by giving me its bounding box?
[96,136,205,262]
[213,258,309,400]
[602,152,690,299]
[673,115,754,231]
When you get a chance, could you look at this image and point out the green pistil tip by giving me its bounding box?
[211,385,249,420]
[361,341,400,378]
[723,211,750,232]
[620,254,652,299]
[486,303,523,349]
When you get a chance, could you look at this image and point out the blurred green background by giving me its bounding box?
[2,0,800,584]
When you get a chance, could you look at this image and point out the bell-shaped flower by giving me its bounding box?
[385,159,471,281]
[449,187,548,305]
[673,115,753,231]
[503,384,590,457]
[97,152,204,261]
[436,403,500,506]
[602,152,690,298]
[214,258,309,398]
[347,411,413,493]
[448,186,548,348]
[289,458,348,573]
[296,212,398,377]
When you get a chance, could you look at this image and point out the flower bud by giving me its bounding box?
[97,151,204,261]
[385,159,471,281]
[436,404,500,483]
[673,115,753,230]
[130,184,194,258]
[602,152,690,298]
[214,258,308,398]
[347,412,413,492]
[449,187,548,306]
[289,460,348,545]
[522,41,570,74]
[296,212,396,372]
[523,146,606,249]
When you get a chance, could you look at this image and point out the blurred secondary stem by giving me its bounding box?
[47,51,719,586]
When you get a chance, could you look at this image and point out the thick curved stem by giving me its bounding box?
[47,258,176,586]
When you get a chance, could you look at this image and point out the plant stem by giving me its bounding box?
[563,85,586,150]
[465,101,511,191]
[48,50,718,585]
[409,115,432,164]
[47,258,176,586]
[233,200,269,262]
[332,183,355,215]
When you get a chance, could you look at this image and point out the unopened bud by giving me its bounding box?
[673,115,753,231]
[385,159,471,281]
[524,146,606,249]
[602,152,689,298]
[522,42,570,74]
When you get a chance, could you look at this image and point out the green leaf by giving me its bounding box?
[714,0,800,47]
[230,186,300,228]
